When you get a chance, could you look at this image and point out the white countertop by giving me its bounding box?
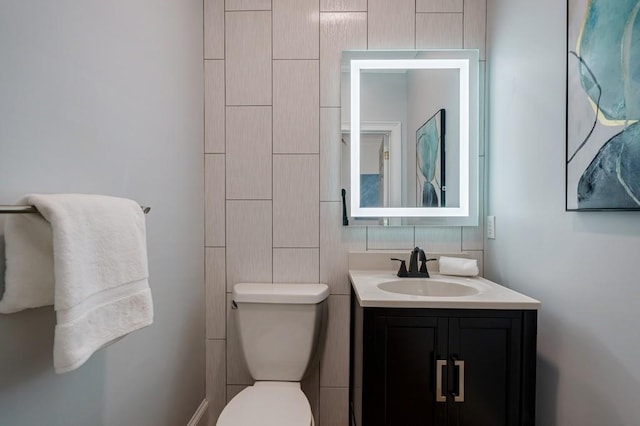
[350,270,541,310]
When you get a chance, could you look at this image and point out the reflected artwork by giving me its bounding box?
[416,109,445,207]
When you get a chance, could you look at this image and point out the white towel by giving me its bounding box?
[438,256,479,277]
[0,194,153,373]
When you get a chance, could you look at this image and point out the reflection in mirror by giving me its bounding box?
[340,50,479,226]
[417,109,446,208]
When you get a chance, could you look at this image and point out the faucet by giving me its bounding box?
[392,247,437,278]
[408,247,426,275]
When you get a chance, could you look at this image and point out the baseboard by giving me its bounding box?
[187,399,209,426]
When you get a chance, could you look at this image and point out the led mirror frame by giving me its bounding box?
[350,58,471,218]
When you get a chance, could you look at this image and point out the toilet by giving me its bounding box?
[217,283,330,426]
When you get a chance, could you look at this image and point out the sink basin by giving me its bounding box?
[377,278,480,297]
[349,268,541,309]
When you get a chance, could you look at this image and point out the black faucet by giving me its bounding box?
[392,247,437,278]
[408,247,425,274]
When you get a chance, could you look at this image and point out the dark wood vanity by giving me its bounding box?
[349,288,538,426]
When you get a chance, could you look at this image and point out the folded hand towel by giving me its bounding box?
[438,256,479,277]
[0,194,153,373]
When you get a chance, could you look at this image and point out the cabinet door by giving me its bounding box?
[447,317,522,426]
[364,315,448,426]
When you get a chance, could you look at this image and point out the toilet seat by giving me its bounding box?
[217,382,313,426]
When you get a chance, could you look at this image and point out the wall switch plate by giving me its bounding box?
[487,215,496,239]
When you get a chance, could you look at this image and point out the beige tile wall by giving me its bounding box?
[204,0,487,424]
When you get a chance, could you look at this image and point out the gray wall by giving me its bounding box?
[0,1,204,425]
[486,1,640,425]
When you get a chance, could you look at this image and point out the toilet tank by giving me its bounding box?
[232,283,329,382]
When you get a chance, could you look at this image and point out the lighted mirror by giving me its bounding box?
[341,50,479,226]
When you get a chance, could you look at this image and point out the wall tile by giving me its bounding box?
[200,408,210,426]
[320,107,342,201]
[273,248,320,283]
[417,0,463,13]
[466,250,484,276]
[416,13,463,49]
[367,227,415,250]
[414,227,462,253]
[226,11,271,105]
[320,0,367,12]
[206,1,489,420]
[226,0,271,10]
[320,12,367,107]
[462,159,485,250]
[226,200,272,289]
[273,155,319,248]
[301,362,320,425]
[206,340,226,424]
[464,0,486,59]
[205,60,225,154]
[205,154,225,247]
[320,202,366,294]
[273,61,319,153]
[320,295,350,387]
[273,0,319,59]
[368,0,415,49]
[206,248,226,339]
[226,106,272,199]
[226,294,254,384]
[319,387,349,426]
[205,0,224,59]
[226,385,248,403]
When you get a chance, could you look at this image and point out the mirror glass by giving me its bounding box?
[341,50,479,226]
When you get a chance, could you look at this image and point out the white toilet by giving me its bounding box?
[217,283,330,426]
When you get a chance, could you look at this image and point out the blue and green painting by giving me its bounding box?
[570,0,640,208]
[416,109,445,207]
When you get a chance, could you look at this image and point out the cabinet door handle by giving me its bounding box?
[436,359,447,402]
[453,359,465,402]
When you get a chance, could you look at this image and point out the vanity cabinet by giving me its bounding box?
[350,292,537,426]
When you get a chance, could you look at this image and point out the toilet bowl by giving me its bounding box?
[217,283,329,426]
[217,382,313,426]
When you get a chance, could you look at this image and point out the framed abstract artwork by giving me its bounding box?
[416,109,446,207]
[566,0,640,210]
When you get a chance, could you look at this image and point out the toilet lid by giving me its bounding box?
[217,382,312,426]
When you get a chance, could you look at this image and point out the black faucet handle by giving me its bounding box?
[419,257,438,274]
[391,258,408,277]
[413,248,427,272]
[409,247,421,273]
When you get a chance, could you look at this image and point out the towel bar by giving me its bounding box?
[0,205,150,214]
